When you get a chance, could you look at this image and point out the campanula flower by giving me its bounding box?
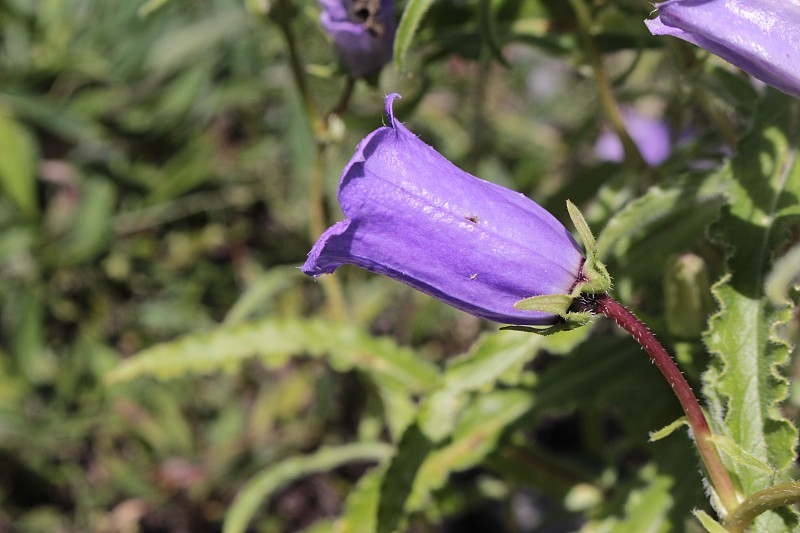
[319,0,395,78]
[594,109,671,167]
[645,0,800,99]
[302,94,586,326]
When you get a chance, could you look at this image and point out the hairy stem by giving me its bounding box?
[595,294,738,515]
[724,482,800,533]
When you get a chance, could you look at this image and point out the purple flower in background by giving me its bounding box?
[594,110,671,167]
[320,0,395,78]
[645,0,800,99]
[302,94,585,326]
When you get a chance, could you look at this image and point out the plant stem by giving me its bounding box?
[273,0,349,320]
[724,481,800,533]
[595,294,738,515]
[327,76,356,119]
[274,0,325,137]
[308,143,349,320]
[569,0,651,173]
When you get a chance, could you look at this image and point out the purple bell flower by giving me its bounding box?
[645,0,800,99]
[594,109,671,167]
[302,94,585,326]
[319,0,395,78]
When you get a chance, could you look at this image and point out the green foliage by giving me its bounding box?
[702,90,800,530]
[0,108,38,218]
[393,0,436,72]
[224,442,392,533]
[1,0,799,531]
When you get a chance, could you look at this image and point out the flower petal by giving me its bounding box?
[319,0,395,78]
[303,94,584,325]
[646,0,800,99]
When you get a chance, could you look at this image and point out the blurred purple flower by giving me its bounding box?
[302,94,585,325]
[320,0,395,78]
[645,0,800,99]
[594,110,671,167]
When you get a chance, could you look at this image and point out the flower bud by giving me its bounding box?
[319,0,395,78]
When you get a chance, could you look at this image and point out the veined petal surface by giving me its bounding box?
[303,94,584,325]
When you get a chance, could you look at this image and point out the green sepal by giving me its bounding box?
[513,294,573,314]
[500,312,595,335]
[512,295,594,330]
[567,200,612,295]
[510,201,611,334]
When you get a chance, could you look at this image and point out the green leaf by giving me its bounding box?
[708,434,774,477]
[393,0,435,72]
[106,317,438,392]
[223,442,392,533]
[598,465,675,533]
[138,0,173,17]
[596,174,725,263]
[703,91,800,530]
[0,107,38,217]
[62,178,117,265]
[407,389,534,512]
[648,417,688,443]
[224,267,304,325]
[144,9,247,76]
[333,468,385,533]
[694,510,728,533]
[377,425,435,533]
[107,317,437,439]
[417,330,541,441]
[765,242,800,304]
[477,0,509,67]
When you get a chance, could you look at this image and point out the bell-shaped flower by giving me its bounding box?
[594,109,671,167]
[319,0,396,78]
[645,0,800,99]
[302,94,588,326]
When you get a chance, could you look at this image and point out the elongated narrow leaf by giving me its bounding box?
[694,510,728,533]
[224,267,303,325]
[106,317,438,393]
[418,330,542,441]
[596,174,724,262]
[478,0,509,66]
[333,468,385,533]
[63,178,117,265]
[223,443,392,533]
[703,90,800,531]
[0,108,38,218]
[765,242,800,304]
[377,424,435,533]
[108,316,436,442]
[393,0,435,72]
[407,389,534,512]
[593,467,674,533]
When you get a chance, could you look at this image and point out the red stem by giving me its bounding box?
[595,294,738,515]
